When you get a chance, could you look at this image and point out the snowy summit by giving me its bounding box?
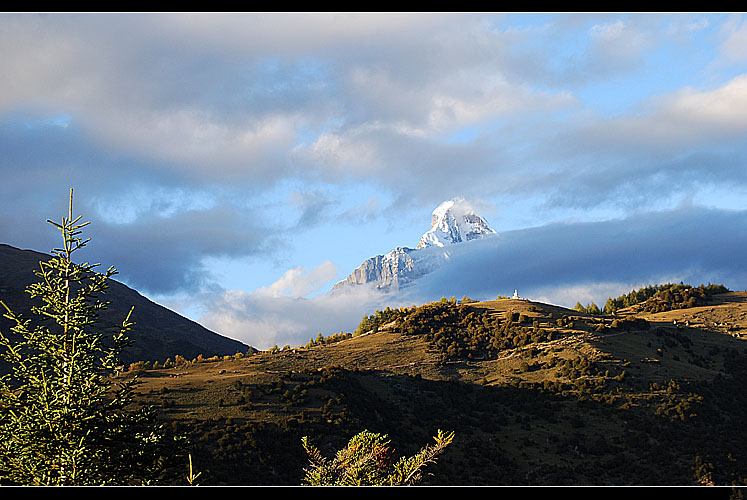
[333,197,497,291]
[416,198,497,249]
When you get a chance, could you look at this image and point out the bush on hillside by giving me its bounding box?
[301,429,455,486]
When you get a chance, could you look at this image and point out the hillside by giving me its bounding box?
[128,291,747,486]
[0,243,250,364]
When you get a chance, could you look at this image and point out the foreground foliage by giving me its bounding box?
[301,429,455,485]
[0,190,182,485]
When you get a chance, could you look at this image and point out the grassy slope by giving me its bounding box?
[131,293,747,486]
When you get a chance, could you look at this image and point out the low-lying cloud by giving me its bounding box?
[413,204,747,303]
[197,282,407,350]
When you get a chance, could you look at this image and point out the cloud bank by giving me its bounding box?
[196,273,406,350]
[414,204,746,299]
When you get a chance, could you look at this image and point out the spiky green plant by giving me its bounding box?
[301,429,455,486]
[0,189,182,485]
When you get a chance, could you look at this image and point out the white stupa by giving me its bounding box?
[511,289,521,300]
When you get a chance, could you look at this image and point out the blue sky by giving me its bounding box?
[1,13,746,349]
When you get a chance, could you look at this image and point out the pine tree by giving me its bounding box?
[603,297,617,314]
[0,189,183,485]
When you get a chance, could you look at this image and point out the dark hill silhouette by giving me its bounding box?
[0,243,249,365]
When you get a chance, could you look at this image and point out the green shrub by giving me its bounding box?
[301,429,455,486]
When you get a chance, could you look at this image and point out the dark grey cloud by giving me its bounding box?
[0,118,287,295]
[85,205,282,294]
[2,193,282,297]
[288,189,336,229]
[409,205,747,306]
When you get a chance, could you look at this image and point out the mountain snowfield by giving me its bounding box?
[416,198,497,249]
[333,198,498,292]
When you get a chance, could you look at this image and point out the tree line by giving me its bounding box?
[355,299,562,362]
[574,282,730,315]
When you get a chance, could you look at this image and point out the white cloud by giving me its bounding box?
[719,14,747,63]
[526,73,747,214]
[660,74,747,132]
[197,283,407,349]
[2,13,583,184]
[666,16,710,35]
[426,82,577,134]
[530,281,659,310]
[0,13,686,200]
[256,261,338,298]
[589,20,627,40]
[588,73,747,150]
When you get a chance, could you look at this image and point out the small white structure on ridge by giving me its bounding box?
[511,289,521,300]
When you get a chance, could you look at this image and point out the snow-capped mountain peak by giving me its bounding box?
[416,197,496,249]
[333,197,497,292]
